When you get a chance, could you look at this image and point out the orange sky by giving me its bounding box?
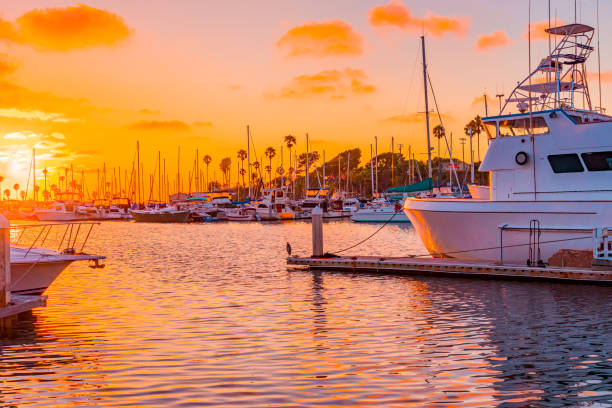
[0,0,611,192]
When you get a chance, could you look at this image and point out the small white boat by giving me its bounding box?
[34,201,87,221]
[227,207,257,221]
[351,203,410,223]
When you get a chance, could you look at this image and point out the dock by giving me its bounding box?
[0,295,47,319]
[287,255,612,283]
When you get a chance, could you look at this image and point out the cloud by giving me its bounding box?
[526,19,564,41]
[193,121,213,127]
[138,108,160,115]
[0,107,77,122]
[476,30,510,50]
[3,131,37,140]
[368,1,469,37]
[0,54,16,77]
[471,94,493,108]
[126,120,191,132]
[277,19,363,57]
[0,4,131,51]
[276,68,375,99]
[228,84,241,91]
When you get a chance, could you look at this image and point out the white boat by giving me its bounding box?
[227,207,257,221]
[34,201,87,221]
[404,23,612,265]
[11,246,104,295]
[352,201,410,223]
[9,221,105,295]
[255,187,296,221]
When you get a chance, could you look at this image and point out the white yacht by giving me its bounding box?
[404,23,612,265]
[34,201,87,221]
[255,187,296,221]
[9,221,105,295]
[352,199,410,223]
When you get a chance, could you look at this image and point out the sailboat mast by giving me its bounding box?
[421,35,433,180]
[370,144,374,199]
[305,133,309,191]
[374,136,378,195]
[247,125,252,199]
[391,136,394,186]
[136,141,141,205]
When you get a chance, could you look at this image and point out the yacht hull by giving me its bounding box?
[404,198,611,264]
[10,260,72,295]
[351,208,411,223]
[130,210,190,223]
[34,211,86,221]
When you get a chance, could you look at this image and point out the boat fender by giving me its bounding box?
[515,151,529,165]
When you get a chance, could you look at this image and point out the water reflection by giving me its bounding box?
[0,221,610,407]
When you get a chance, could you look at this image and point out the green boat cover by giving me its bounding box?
[387,178,433,193]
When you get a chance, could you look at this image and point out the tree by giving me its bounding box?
[203,155,212,190]
[13,184,19,200]
[219,157,231,188]
[3,189,9,200]
[0,175,3,200]
[237,149,247,188]
[264,147,276,188]
[284,135,297,187]
[433,125,445,160]
[19,190,25,200]
[473,115,484,162]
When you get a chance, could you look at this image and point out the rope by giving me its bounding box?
[333,209,402,254]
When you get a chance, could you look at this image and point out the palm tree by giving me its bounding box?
[42,168,48,199]
[203,155,212,190]
[284,135,296,187]
[433,125,445,160]
[265,165,272,185]
[237,149,247,188]
[19,190,25,200]
[3,189,9,200]
[13,184,19,200]
[473,115,484,162]
[219,157,231,188]
[264,147,276,188]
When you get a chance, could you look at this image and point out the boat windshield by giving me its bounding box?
[497,117,549,137]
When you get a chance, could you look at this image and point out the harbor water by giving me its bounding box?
[2,221,612,407]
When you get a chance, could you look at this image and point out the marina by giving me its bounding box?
[1,0,612,407]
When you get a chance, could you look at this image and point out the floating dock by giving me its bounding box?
[0,295,46,319]
[287,255,612,284]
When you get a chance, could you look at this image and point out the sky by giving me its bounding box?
[0,0,611,192]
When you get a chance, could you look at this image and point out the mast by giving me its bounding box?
[597,0,602,112]
[247,125,252,199]
[408,145,412,184]
[374,136,378,196]
[305,133,309,191]
[370,144,374,199]
[136,141,140,205]
[158,151,161,201]
[391,136,394,186]
[322,150,325,188]
[177,146,181,197]
[32,147,36,201]
[421,35,433,179]
[346,151,350,192]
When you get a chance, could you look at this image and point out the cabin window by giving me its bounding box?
[581,151,612,171]
[499,117,549,137]
[547,154,584,173]
[483,121,497,139]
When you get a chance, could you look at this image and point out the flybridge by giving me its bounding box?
[502,23,599,115]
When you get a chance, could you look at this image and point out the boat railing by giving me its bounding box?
[10,221,101,258]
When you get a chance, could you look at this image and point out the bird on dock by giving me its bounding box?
[286,242,292,256]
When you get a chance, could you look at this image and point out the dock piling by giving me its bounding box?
[0,214,9,308]
[312,206,323,256]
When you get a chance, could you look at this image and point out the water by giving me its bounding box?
[2,220,612,407]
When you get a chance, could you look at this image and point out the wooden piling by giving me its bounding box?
[312,206,323,257]
[0,214,9,308]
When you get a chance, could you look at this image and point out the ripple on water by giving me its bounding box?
[1,221,612,407]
